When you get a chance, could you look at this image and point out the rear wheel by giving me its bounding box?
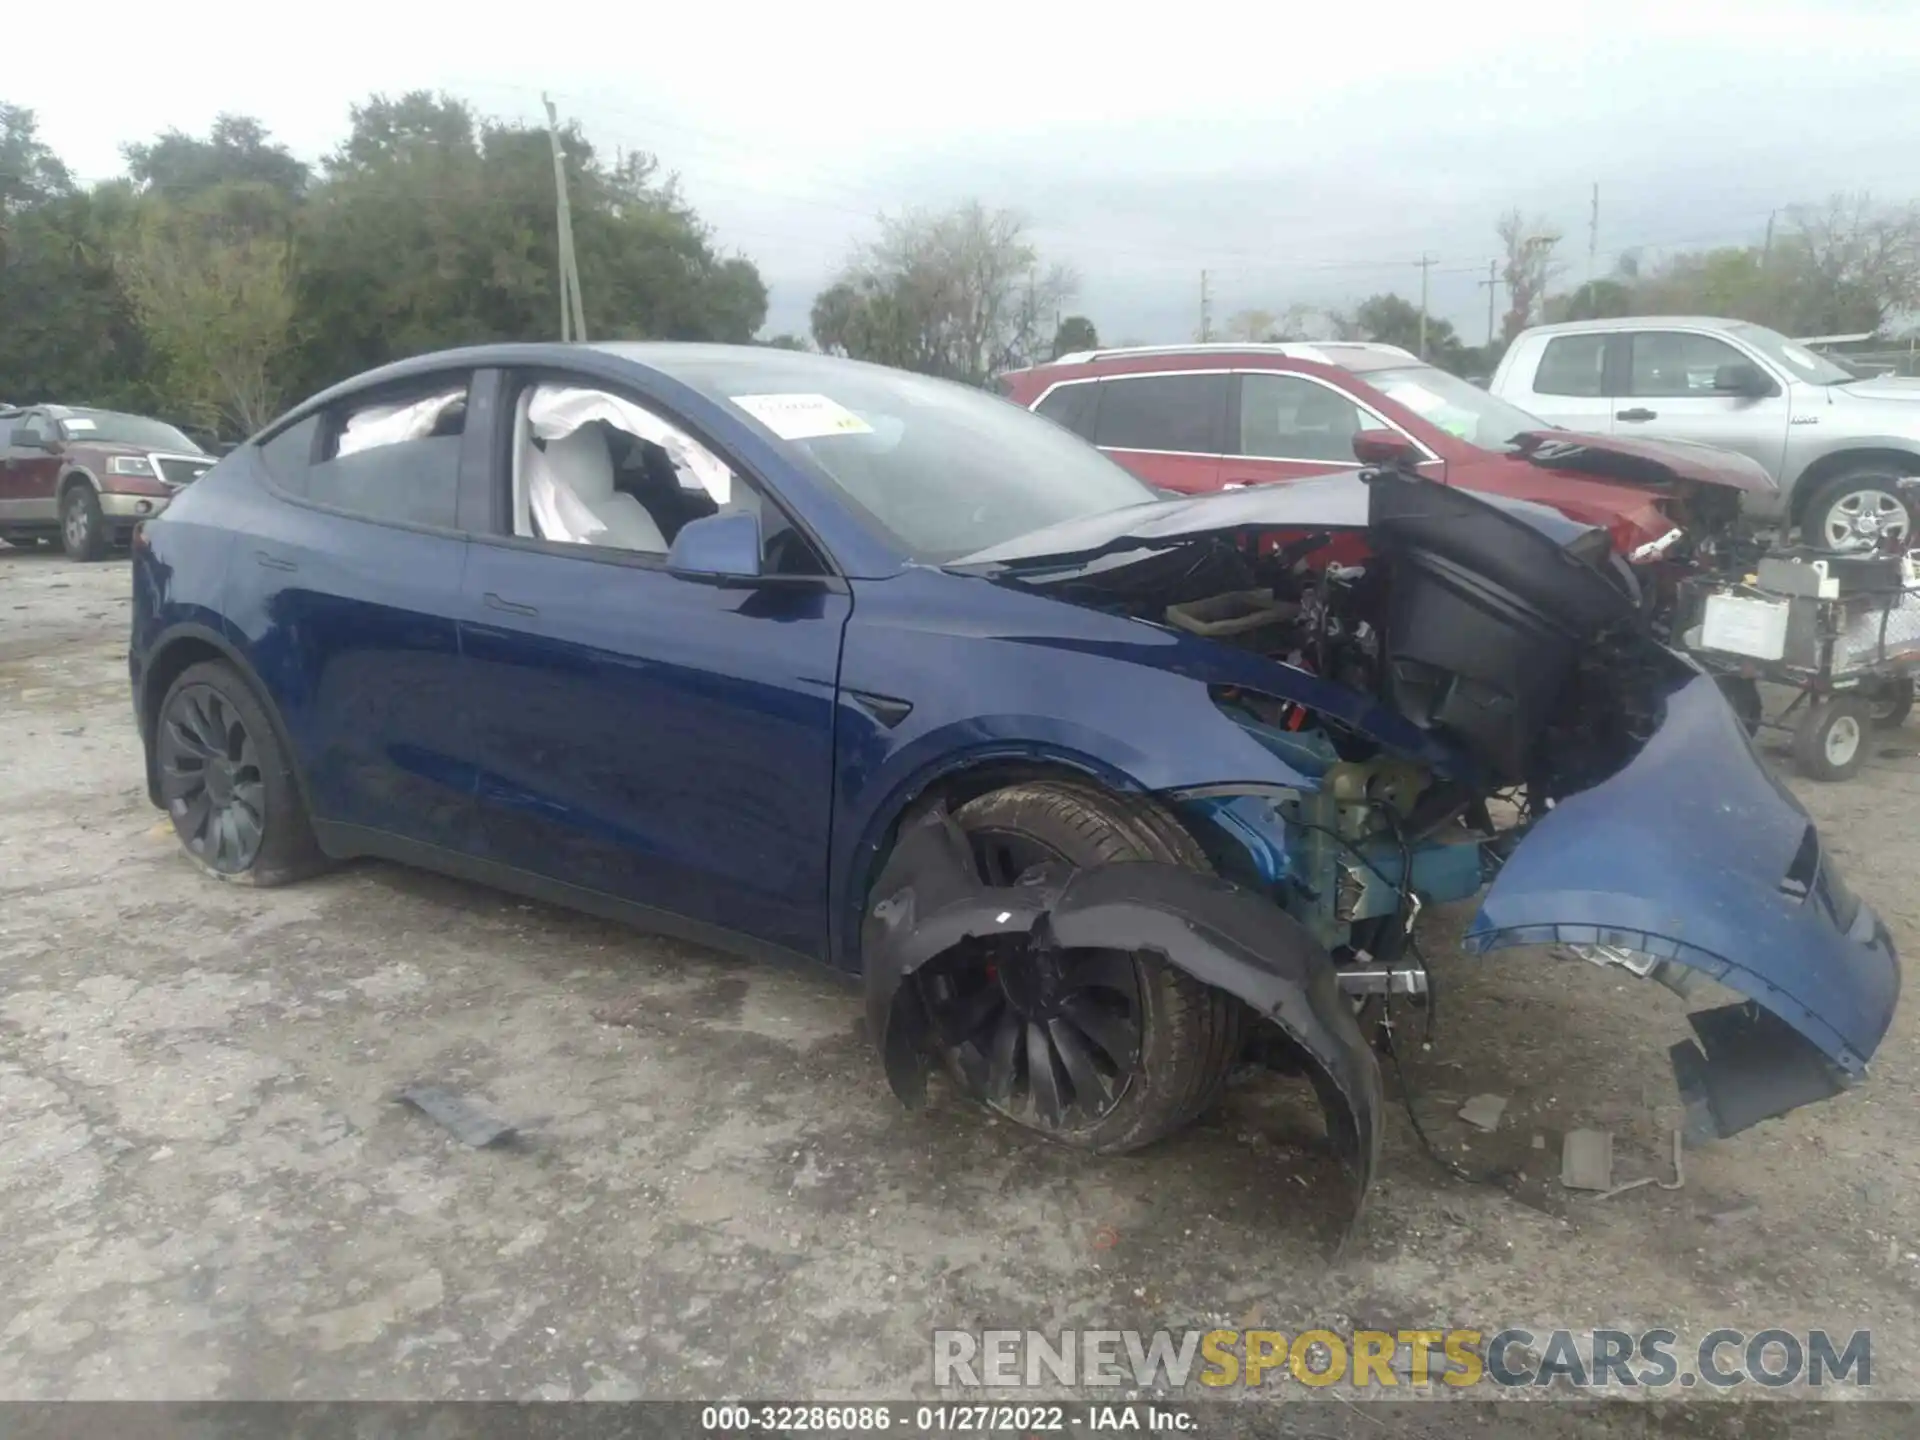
[1801,467,1914,552]
[155,661,324,884]
[917,781,1243,1153]
[60,485,107,561]
[1792,695,1872,781]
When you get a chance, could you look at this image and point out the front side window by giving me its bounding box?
[1091,373,1229,455]
[10,413,52,447]
[511,382,824,575]
[1535,335,1609,397]
[1627,332,1755,398]
[295,380,469,528]
[1237,373,1370,461]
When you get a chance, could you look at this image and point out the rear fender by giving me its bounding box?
[862,806,1384,1236]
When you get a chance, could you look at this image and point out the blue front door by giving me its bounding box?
[456,543,849,960]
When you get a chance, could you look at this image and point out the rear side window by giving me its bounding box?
[1534,335,1609,396]
[1092,373,1229,454]
[1033,381,1100,438]
[270,381,470,528]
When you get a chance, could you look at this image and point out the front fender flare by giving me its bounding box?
[862,806,1383,1238]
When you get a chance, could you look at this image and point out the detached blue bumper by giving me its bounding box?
[1467,672,1898,1134]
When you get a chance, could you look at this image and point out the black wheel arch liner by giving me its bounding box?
[137,622,319,825]
[861,803,1384,1240]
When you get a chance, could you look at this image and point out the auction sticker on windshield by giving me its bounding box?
[732,393,874,440]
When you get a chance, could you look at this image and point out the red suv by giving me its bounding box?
[998,342,1776,557]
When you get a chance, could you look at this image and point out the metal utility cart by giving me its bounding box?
[1677,549,1920,781]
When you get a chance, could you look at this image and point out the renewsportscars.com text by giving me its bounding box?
[931,1327,1872,1390]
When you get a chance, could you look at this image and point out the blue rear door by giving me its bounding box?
[222,373,480,850]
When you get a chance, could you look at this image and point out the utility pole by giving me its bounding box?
[1588,182,1599,284]
[544,93,587,343]
[1478,259,1499,346]
[1198,269,1213,342]
[1414,254,1434,358]
[1762,209,1777,273]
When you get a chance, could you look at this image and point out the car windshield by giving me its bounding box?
[1727,323,1857,385]
[1363,366,1549,451]
[657,354,1157,562]
[60,412,203,452]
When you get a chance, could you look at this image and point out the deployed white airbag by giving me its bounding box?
[337,389,466,457]
[527,385,732,505]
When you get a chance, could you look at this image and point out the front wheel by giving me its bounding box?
[155,661,325,884]
[60,485,107,561]
[1792,695,1872,781]
[916,781,1243,1153]
[1801,469,1914,552]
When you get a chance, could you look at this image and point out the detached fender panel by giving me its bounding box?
[1468,673,1899,1079]
[863,807,1383,1232]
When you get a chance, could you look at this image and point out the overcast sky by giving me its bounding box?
[14,0,1920,344]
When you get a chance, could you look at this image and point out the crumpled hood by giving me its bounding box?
[952,470,1599,572]
[1511,430,1778,495]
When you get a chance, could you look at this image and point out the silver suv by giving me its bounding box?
[1491,316,1919,549]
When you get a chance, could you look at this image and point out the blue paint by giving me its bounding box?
[126,343,1899,1087]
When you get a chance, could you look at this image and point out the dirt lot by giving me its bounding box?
[3,545,1918,1418]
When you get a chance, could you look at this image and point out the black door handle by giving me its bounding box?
[1616,408,1658,422]
[483,591,539,617]
[254,549,297,571]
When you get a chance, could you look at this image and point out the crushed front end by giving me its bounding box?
[884,465,1897,1233]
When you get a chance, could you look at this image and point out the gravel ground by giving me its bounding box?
[3,545,1917,1427]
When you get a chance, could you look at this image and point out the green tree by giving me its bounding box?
[811,202,1075,384]
[1051,314,1098,356]
[116,183,297,432]
[123,114,309,202]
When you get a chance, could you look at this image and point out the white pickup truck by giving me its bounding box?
[1491,316,1920,549]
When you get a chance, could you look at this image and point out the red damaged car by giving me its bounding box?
[997,342,1777,566]
[0,405,215,559]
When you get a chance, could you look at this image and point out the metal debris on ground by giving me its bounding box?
[1458,1093,1508,1132]
[1598,1127,1685,1200]
[1561,1128,1614,1191]
[396,1084,518,1148]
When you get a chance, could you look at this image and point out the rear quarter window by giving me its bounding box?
[263,383,469,529]
[1033,380,1100,438]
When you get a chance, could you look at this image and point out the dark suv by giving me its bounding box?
[0,406,214,558]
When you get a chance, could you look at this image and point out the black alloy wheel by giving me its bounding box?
[921,826,1143,1130]
[911,782,1244,1154]
[157,681,268,873]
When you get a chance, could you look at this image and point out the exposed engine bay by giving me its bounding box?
[866,463,1899,1245]
[1002,469,1703,970]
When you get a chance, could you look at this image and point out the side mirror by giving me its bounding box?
[1714,362,1776,399]
[666,508,764,586]
[1352,430,1424,470]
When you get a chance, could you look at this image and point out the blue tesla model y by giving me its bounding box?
[129,343,1898,1228]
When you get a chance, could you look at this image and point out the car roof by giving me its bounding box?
[1517,316,1746,337]
[1041,341,1421,373]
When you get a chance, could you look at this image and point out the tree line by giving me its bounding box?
[1,96,767,437]
[1216,197,1920,380]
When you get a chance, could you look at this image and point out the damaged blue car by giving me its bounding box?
[128,344,1899,1231]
